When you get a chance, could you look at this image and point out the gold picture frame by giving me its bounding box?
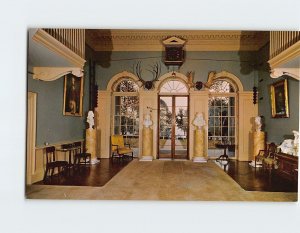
[270,79,289,118]
[63,74,83,116]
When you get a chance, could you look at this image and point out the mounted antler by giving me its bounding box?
[203,71,216,88]
[133,61,161,90]
[186,71,194,88]
[147,62,161,82]
[133,61,145,86]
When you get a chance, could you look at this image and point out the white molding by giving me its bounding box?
[268,40,300,69]
[86,30,268,52]
[270,68,300,80]
[106,71,140,91]
[32,29,86,68]
[213,71,244,92]
[162,36,186,46]
[155,71,189,92]
[32,67,84,81]
[26,92,37,185]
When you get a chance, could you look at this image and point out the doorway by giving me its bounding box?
[158,96,189,159]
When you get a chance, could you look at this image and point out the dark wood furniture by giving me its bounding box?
[255,142,277,169]
[43,146,68,181]
[57,143,81,167]
[73,141,91,166]
[275,152,298,183]
[215,143,231,161]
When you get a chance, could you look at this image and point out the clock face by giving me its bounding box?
[165,47,183,61]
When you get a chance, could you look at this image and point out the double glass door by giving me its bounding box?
[158,96,189,159]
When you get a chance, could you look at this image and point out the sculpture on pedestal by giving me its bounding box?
[192,112,206,130]
[86,110,94,129]
[140,113,153,161]
[143,113,153,128]
[85,110,99,164]
[192,112,206,163]
[255,116,262,132]
[250,115,266,167]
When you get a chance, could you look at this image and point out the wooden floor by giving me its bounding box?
[215,160,298,192]
[35,158,297,192]
[35,158,132,187]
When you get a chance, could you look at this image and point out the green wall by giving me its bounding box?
[95,51,257,91]
[27,67,89,147]
[257,45,299,144]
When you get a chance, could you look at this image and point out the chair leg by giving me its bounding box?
[43,167,49,181]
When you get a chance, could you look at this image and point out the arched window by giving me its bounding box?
[113,78,139,156]
[160,80,188,94]
[115,79,139,92]
[208,79,237,158]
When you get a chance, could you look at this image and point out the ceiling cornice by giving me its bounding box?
[86,30,269,52]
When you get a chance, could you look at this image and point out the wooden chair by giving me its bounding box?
[43,146,68,181]
[255,142,277,171]
[111,135,133,161]
[73,141,91,166]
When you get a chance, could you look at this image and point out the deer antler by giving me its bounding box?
[133,61,145,85]
[202,71,216,88]
[186,71,194,87]
[147,62,161,82]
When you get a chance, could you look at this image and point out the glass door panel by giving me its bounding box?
[159,97,173,158]
[159,96,188,159]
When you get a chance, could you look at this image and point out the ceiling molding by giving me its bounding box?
[86,30,269,52]
[33,29,86,68]
[32,67,84,81]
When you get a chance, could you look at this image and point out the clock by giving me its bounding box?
[162,36,186,66]
[165,47,184,66]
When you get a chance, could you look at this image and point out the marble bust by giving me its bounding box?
[255,116,262,132]
[86,110,94,129]
[193,112,206,130]
[143,113,153,128]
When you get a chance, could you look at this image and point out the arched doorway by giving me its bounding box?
[158,79,189,159]
[207,79,237,159]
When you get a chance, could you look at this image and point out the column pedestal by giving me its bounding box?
[140,128,153,161]
[193,129,207,163]
[249,131,265,167]
[86,128,99,164]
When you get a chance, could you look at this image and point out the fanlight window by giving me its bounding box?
[160,80,188,93]
[115,79,139,92]
[209,80,235,93]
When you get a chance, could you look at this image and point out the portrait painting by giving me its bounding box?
[63,74,83,116]
[270,79,289,118]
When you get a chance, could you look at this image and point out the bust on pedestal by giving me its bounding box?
[192,112,207,163]
[250,116,265,167]
[86,111,99,164]
[140,113,153,161]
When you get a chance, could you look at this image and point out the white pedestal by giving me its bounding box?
[139,156,153,161]
[90,158,100,165]
[193,157,207,163]
[249,160,262,168]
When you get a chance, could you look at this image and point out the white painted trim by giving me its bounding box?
[212,71,244,92]
[106,71,141,91]
[27,92,37,185]
[155,71,190,92]
[268,40,300,69]
[32,67,84,81]
[32,29,86,68]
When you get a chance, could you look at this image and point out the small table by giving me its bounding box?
[215,144,230,161]
[57,146,81,167]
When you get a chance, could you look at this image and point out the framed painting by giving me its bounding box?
[63,74,83,116]
[270,79,289,118]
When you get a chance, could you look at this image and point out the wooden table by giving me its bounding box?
[57,146,81,167]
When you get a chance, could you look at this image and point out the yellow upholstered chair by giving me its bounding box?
[111,135,133,160]
[255,142,278,172]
